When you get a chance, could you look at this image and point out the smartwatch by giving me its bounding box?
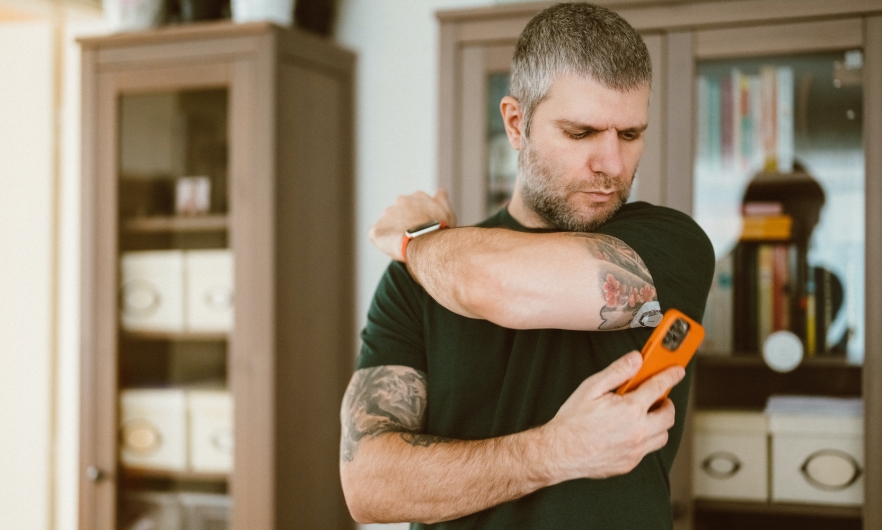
[401,220,448,261]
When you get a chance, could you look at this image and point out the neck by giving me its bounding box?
[507,186,550,229]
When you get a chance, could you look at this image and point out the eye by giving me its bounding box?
[620,131,642,141]
[565,130,589,140]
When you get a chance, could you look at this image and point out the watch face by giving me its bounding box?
[406,221,444,238]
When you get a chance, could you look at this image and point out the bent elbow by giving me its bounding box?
[340,464,377,524]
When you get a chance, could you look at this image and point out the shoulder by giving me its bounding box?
[599,202,713,259]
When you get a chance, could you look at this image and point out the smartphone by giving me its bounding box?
[615,308,704,400]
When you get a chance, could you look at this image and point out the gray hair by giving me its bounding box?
[510,2,652,137]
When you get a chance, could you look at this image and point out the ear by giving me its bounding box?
[500,96,525,151]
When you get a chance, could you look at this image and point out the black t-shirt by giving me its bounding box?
[357,202,715,529]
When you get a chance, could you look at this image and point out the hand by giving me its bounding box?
[541,351,685,482]
[369,189,457,261]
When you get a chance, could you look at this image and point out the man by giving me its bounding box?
[340,3,715,529]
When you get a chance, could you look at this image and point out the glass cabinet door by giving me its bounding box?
[486,72,517,216]
[689,24,869,530]
[694,50,864,364]
[116,87,233,530]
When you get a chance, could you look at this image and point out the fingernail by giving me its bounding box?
[627,351,642,367]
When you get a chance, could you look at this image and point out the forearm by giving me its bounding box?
[406,227,656,330]
[341,428,553,524]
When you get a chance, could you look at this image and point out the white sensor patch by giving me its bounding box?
[630,301,662,328]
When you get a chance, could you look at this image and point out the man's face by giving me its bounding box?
[516,74,650,232]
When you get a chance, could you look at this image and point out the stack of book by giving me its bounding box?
[696,65,794,173]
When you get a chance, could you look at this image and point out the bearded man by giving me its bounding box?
[339,3,715,529]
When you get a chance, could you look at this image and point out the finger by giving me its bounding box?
[433,189,457,227]
[580,351,643,399]
[644,429,671,454]
[629,366,685,411]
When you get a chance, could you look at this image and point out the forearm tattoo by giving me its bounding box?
[565,233,658,330]
[340,365,428,462]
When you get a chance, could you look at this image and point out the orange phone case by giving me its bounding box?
[615,308,705,399]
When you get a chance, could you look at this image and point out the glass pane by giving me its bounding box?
[119,89,229,218]
[694,51,864,364]
[486,73,517,215]
[116,88,232,529]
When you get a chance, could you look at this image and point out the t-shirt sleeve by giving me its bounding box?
[356,261,428,373]
[596,203,716,324]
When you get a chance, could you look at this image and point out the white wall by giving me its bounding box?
[0,3,104,530]
[334,0,494,337]
[0,19,56,530]
[333,1,496,528]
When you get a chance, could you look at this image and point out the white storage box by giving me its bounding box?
[768,397,863,506]
[692,410,769,501]
[178,492,231,530]
[188,389,234,473]
[120,389,188,471]
[121,250,186,332]
[185,249,234,333]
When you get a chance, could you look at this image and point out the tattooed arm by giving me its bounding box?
[405,228,657,331]
[339,356,685,524]
[339,365,549,524]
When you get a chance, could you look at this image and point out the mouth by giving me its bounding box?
[581,190,616,203]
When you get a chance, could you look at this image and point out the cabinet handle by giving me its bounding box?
[86,466,107,482]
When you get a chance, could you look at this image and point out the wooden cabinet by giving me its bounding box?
[437,1,882,529]
[78,22,355,530]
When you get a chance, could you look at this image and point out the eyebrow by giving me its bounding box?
[555,119,648,134]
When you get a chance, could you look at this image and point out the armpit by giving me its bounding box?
[340,365,428,462]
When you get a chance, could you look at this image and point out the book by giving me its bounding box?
[740,72,753,169]
[733,244,759,353]
[701,253,734,354]
[760,65,777,171]
[772,244,792,332]
[697,75,710,163]
[708,77,722,165]
[757,244,774,345]
[776,66,795,173]
[741,214,793,240]
[721,73,734,168]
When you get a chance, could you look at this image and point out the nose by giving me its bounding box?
[587,130,625,179]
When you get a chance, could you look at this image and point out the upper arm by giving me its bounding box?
[340,365,428,463]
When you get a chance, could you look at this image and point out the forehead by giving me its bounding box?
[535,74,650,128]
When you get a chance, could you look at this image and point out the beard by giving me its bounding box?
[517,139,633,233]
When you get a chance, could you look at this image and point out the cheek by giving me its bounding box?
[624,141,645,170]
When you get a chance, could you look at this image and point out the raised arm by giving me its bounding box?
[339,354,685,524]
[408,228,656,330]
[367,191,657,331]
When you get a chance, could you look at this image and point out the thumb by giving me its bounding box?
[434,188,457,227]
[583,351,643,398]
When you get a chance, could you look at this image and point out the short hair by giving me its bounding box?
[510,2,652,136]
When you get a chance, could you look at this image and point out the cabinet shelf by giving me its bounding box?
[695,354,858,369]
[122,466,228,483]
[694,499,861,519]
[122,214,229,234]
[121,330,229,342]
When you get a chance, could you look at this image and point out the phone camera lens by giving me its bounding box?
[662,319,690,350]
